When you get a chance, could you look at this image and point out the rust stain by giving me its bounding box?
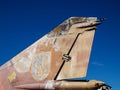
[53,26,61,34]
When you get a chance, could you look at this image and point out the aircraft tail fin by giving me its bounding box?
[0,17,101,85]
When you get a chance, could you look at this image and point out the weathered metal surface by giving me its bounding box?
[57,30,95,79]
[14,80,111,90]
[0,17,111,90]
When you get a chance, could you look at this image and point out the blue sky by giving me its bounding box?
[0,0,120,89]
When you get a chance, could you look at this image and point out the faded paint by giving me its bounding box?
[13,57,32,73]
[57,29,95,79]
[30,52,51,81]
[0,17,111,90]
[13,80,110,90]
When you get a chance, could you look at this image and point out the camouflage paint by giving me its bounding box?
[0,17,111,90]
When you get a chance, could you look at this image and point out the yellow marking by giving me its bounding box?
[8,72,16,83]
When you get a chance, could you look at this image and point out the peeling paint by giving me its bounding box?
[45,80,55,89]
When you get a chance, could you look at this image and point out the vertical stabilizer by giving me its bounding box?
[0,17,100,90]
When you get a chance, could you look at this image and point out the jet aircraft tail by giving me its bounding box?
[0,17,111,90]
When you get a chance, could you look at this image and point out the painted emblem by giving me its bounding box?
[31,52,51,81]
[13,57,32,73]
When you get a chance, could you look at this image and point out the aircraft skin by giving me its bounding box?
[0,17,111,90]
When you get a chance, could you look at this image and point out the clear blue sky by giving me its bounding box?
[0,0,120,89]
